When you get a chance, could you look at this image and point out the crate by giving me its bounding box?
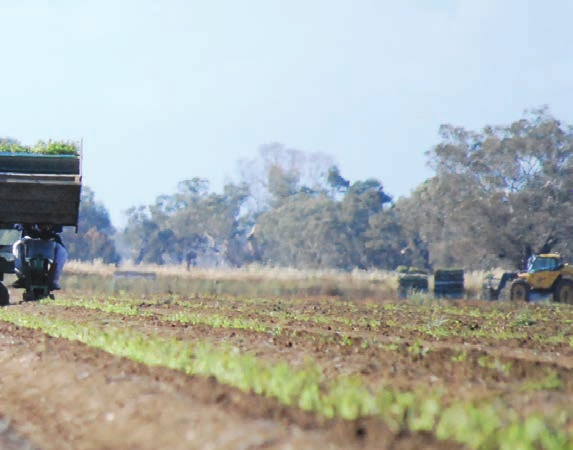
[398,274,429,299]
[433,268,465,298]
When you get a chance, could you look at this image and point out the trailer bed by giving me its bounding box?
[0,152,82,229]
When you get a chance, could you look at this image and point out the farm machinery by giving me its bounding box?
[483,253,573,303]
[0,149,82,305]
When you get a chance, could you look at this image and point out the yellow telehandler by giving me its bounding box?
[508,254,573,303]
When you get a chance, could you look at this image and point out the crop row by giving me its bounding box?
[1,297,572,449]
[49,294,573,350]
[43,296,573,398]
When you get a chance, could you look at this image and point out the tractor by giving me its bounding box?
[484,253,573,303]
[0,149,82,305]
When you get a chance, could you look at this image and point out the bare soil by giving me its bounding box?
[1,290,572,449]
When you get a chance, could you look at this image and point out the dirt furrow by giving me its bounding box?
[0,318,452,450]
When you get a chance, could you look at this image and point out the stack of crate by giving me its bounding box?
[397,267,429,299]
[433,268,465,299]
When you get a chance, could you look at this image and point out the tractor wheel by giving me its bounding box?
[0,282,9,306]
[510,281,530,302]
[554,279,573,304]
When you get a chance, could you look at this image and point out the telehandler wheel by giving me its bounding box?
[510,281,530,302]
[0,282,9,306]
[554,279,573,304]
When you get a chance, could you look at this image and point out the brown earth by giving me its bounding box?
[1,289,573,449]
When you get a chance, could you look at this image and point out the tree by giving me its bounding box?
[62,186,120,264]
[168,180,250,266]
[327,165,350,194]
[119,146,402,270]
[252,170,400,270]
[254,194,355,269]
[266,165,300,207]
[123,179,250,267]
[362,207,411,269]
[237,143,335,211]
[338,179,394,268]
[409,107,573,269]
[122,205,164,264]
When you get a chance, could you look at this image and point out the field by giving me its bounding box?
[0,264,572,449]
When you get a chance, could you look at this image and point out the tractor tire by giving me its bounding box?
[554,279,573,304]
[510,281,530,302]
[0,282,9,306]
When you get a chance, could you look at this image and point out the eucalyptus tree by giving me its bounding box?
[123,205,166,264]
[168,180,250,266]
[338,179,394,268]
[123,178,250,267]
[62,186,120,264]
[410,107,573,269]
[254,193,355,269]
[237,143,335,212]
[252,172,402,270]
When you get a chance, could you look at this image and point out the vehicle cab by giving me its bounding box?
[522,253,563,290]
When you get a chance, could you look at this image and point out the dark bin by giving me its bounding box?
[434,268,465,299]
[398,274,429,299]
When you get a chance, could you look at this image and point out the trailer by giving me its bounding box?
[0,150,82,304]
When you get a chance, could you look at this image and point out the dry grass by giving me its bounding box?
[62,261,497,300]
[65,260,400,282]
[63,260,399,299]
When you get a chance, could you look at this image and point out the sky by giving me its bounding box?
[1,1,573,228]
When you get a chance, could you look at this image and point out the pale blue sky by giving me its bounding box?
[2,1,572,227]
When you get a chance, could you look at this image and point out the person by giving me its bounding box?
[12,224,68,290]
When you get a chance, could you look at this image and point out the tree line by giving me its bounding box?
[9,106,573,272]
